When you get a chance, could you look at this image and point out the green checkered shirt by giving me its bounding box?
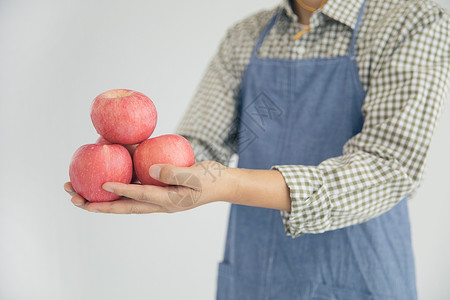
[175,0,450,237]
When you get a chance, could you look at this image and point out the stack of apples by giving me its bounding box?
[69,89,195,202]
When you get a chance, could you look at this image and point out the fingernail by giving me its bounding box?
[72,202,83,206]
[92,209,101,213]
[149,165,161,179]
[102,184,114,193]
[64,187,74,193]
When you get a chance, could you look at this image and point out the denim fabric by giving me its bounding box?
[216,0,417,299]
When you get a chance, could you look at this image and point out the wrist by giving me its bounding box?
[215,166,241,203]
[225,167,244,204]
[223,167,291,212]
[198,161,239,204]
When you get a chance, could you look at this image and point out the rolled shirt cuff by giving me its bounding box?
[270,164,331,237]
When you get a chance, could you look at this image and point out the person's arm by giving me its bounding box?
[267,4,450,237]
[66,5,449,232]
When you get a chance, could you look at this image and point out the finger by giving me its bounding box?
[85,198,167,214]
[102,182,165,203]
[64,182,77,196]
[149,164,172,184]
[64,182,88,208]
[70,193,87,208]
[151,164,199,189]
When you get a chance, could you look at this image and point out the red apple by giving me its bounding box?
[133,134,195,186]
[69,144,133,202]
[96,136,141,183]
[90,89,157,145]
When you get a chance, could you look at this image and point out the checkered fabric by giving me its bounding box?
[175,0,450,237]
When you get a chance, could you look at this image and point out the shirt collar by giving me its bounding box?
[281,0,365,29]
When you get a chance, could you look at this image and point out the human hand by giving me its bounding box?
[64,161,234,214]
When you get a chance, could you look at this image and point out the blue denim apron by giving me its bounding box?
[216,0,417,299]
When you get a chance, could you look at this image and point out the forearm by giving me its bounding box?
[226,167,291,212]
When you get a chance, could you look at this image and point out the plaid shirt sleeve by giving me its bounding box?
[273,7,450,237]
[175,1,450,238]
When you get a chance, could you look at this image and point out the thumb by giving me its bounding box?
[149,164,200,189]
[149,164,180,185]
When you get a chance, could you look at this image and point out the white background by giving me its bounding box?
[1,0,449,299]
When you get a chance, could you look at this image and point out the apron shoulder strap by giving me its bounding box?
[251,9,281,58]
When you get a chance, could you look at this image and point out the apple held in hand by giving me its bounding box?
[69,144,133,202]
[133,134,195,186]
[96,136,140,183]
[90,89,157,145]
